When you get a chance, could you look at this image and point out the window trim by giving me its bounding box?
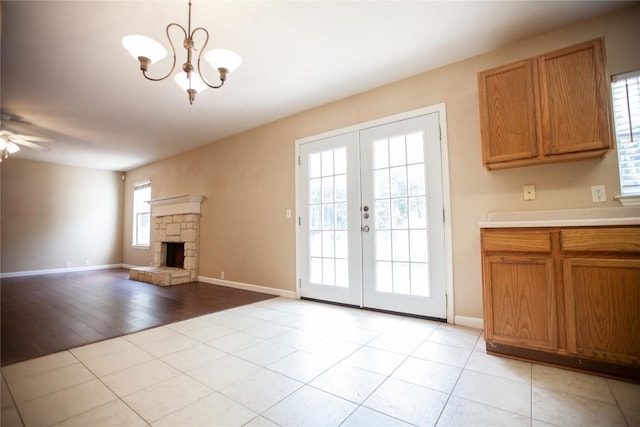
[132,180,152,248]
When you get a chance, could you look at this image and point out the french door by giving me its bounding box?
[298,112,446,319]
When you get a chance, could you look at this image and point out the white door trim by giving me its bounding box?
[295,103,454,323]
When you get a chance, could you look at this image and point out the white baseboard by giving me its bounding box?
[198,276,297,299]
[454,315,484,330]
[0,264,126,279]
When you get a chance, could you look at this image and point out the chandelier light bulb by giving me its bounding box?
[174,71,208,94]
[204,49,243,74]
[122,35,168,64]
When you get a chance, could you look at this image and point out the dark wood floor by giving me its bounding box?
[0,268,276,366]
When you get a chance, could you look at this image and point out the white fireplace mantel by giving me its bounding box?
[148,194,204,217]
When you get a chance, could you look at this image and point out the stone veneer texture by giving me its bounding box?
[153,213,200,282]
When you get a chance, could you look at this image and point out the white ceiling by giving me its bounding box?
[1,0,629,171]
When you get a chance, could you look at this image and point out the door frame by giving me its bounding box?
[295,103,454,323]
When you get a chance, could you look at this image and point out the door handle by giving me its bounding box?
[361,225,370,232]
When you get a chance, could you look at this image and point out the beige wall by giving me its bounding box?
[124,5,640,320]
[3,6,635,323]
[1,158,124,273]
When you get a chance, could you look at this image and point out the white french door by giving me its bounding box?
[298,131,362,306]
[298,111,447,319]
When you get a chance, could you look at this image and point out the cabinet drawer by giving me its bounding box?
[482,230,552,252]
[561,228,640,252]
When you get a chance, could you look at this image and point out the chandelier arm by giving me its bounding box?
[193,27,225,89]
[140,23,185,82]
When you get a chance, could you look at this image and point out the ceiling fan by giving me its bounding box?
[0,113,55,161]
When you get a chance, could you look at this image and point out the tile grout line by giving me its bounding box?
[66,347,154,426]
[431,327,481,427]
[1,370,27,427]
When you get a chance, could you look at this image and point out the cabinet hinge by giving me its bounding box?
[443,208,446,223]
[298,279,302,288]
[298,156,301,166]
[298,216,301,226]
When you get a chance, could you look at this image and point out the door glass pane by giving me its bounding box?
[335,259,349,288]
[309,153,321,178]
[373,130,430,297]
[307,148,349,287]
[375,200,391,229]
[335,231,348,258]
[392,230,409,262]
[321,150,333,176]
[334,147,347,174]
[322,177,334,202]
[411,263,429,296]
[393,262,411,294]
[322,231,335,258]
[322,204,334,229]
[406,132,424,164]
[407,164,425,196]
[375,169,390,199]
[374,139,389,169]
[310,231,322,257]
[335,202,348,229]
[335,175,347,202]
[389,136,406,166]
[376,261,393,293]
[309,178,322,203]
[310,205,322,230]
[390,167,407,197]
[391,198,408,228]
[376,230,392,261]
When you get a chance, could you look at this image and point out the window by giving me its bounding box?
[132,181,151,246]
[612,70,640,198]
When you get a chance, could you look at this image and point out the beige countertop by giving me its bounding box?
[478,206,640,228]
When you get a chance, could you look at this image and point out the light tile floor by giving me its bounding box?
[1,297,639,427]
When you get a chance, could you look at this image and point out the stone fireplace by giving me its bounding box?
[129,194,203,286]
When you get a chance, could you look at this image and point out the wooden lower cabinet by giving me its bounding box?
[564,258,640,366]
[483,255,556,351]
[481,226,640,382]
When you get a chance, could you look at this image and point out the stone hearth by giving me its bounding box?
[130,194,203,286]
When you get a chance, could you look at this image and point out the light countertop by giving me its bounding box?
[478,206,640,228]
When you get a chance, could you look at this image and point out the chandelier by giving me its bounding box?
[122,0,242,104]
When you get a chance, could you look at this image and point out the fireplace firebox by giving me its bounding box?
[164,242,185,268]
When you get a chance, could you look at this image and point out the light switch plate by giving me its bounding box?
[523,184,536,201]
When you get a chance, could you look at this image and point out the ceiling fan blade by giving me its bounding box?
[19,134,55,143]
[10,137,50,151]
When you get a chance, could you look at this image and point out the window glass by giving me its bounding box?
[612,71,640,196]
[132,182,151,246]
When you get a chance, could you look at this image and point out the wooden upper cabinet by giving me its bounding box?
[478,38,612,170]
[478,60,538,164]
[538,40,612,156]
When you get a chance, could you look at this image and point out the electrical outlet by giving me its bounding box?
[591,185,606,202]
[286,209,292,219]
[66,261,72,268]
[221,271,225,279]
[523,184,536,201]
[84,259,89,266]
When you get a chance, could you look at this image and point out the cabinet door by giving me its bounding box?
[538,39,611,155]
[483,255,556,351]
[478,60,538,165]
[564,258,640,366]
